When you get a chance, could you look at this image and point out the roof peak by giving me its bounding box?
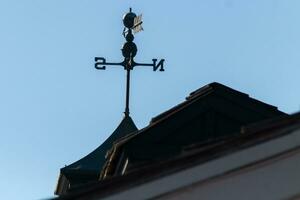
[187,82,249,101]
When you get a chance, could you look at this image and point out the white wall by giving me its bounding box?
[157,147,300,200]
[99,128,300,200]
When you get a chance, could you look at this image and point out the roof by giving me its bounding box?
[151,82,281,124]
[55,115,138,195]
[54,82,287,196]
[56,112,300,200]
[100,82,287,179]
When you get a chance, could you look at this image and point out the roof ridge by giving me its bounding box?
[151,82,272,124]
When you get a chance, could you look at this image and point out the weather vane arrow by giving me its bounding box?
[94,8,165,117]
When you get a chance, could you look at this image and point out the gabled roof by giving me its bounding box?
[55,115,138,195]
[100,82,287,179]
[151,82,281,124]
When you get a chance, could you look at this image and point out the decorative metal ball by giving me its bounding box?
[125,32,134,42]
[122,42,137,58]
[123,12,136,29]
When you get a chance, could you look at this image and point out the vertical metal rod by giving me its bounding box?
[125,68,130,116]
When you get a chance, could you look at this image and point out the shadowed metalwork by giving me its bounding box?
[95,8,165,117]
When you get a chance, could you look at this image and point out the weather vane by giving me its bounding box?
[95,8,165,117]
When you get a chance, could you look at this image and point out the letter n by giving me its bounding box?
[153,59,165,71]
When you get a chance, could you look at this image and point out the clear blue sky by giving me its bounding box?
[1,1,300,199]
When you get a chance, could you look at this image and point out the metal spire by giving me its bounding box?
[95,8,165,117]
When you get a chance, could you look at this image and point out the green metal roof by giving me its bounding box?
[55,115,138,194]
[62,115,137,172]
